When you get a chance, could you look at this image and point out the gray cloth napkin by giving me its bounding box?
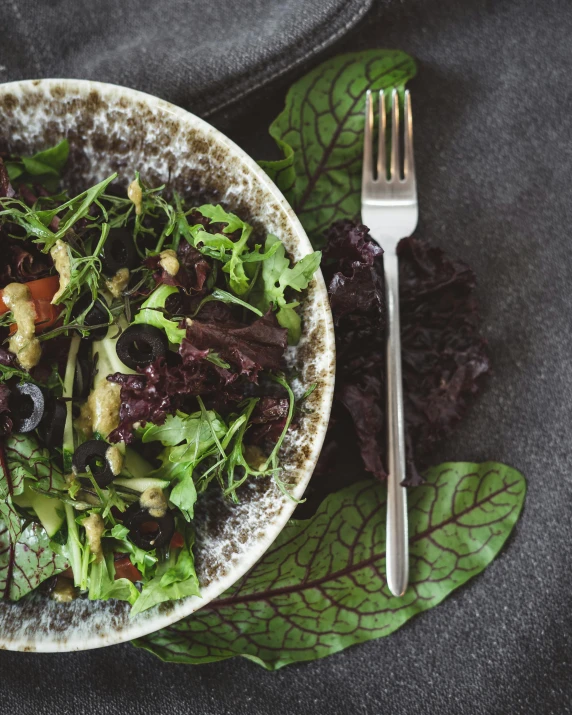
[0,0,371,116]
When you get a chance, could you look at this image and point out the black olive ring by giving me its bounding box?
[116,324,168,370]
[71,295,109,342]
[101,227,138,276]
[72,440,116,488]
[37,397,66,448]
[10,383,45,433]
[123,502,175,551]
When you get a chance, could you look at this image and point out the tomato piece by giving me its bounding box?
[1,276,63,335]
[113,555,142,583]
[0,276,60,314]
[170,531,184,549]
[8,299,62,336]
[26,276,61,302]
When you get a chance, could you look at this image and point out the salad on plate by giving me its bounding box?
[0,139,321,616]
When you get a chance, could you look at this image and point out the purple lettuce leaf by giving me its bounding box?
[318,220,490,488]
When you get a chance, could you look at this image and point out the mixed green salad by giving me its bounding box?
[0,140,320,615]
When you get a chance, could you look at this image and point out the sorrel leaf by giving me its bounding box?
[259,50,417,245]
[0,521,68,600]
[134,462,526,669]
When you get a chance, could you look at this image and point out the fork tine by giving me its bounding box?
[377,90,386,181]
[362,90,374,185]
[362,89,373,184]
[390,89,400,181]
[403,89,414,180]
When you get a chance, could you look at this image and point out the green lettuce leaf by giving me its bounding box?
[134,462,526,669]
[259,50,417,245]
[88,553,139,606]
[169,473,197,522]
[133,284,186,344]
[133,308,186,345]
[256,234,321,344]
[131,533,200,617]
[5,139,70,191]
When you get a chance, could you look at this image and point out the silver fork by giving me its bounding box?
[361,89,418,597]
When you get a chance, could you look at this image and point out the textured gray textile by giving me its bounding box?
[0,0,371,115]
[1,0,572,713]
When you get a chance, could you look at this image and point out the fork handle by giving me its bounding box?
[384,251,409,597]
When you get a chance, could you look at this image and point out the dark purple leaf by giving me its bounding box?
[317,220,490,488]
[184,310,287,379]
[0,386,11,438]
[0,159,15,198]
[247,397,289,445]
[145,243,211,293]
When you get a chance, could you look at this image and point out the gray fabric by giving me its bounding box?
[1,0,572,713]
[0,0,371,116]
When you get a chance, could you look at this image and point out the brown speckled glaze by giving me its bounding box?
[0,80,335,652]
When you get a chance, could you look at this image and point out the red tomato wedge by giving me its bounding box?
[170,531,185,549]
[113,555,142,583]
[0,276,63,335]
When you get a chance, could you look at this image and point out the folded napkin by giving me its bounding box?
[0,0,371,116]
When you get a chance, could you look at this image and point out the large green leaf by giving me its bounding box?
[259,50,417,244]
[0,521,68,600]
[0,434,66,544]
[134,462,526,669]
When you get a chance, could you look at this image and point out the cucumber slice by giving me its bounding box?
[123,447,153,479]
[113,477,170,493]
[12,484,34,509]
[31,492,65,537]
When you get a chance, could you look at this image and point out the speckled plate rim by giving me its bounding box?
[0,78,336,652]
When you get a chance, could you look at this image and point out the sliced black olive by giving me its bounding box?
[101,227,137,276]
[37,398,66,448]
[123,502,175,550]
[116,324,168,370]
[72,440,115,488]
[71,294,109,341]
[73,347,94,401]
[10,383,45,433]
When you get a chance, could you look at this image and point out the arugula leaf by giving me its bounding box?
[193,288,263,318]
[259,50,417,245]
[190,205,252,295]
[142,410,226,449]
[0,174,116,254]
[135,462,526,668]
[256,234,321,344]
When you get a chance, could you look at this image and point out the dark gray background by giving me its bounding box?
[1,0,572,713]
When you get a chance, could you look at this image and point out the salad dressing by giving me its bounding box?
[140,486,168,519]
[159,249,180,276]
[105,267,130,298]
[83,512,105,561]
[50,239,71,303]
[105,445,124,476]
[87,381,121,436]
[127,179,143,215]
[3,282,41,370]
